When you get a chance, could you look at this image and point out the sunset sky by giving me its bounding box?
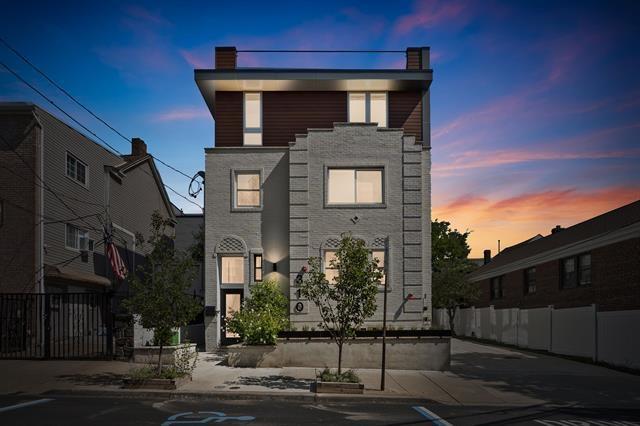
[1,0,638,256]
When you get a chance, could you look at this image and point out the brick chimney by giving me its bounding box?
[406,47,430,70]
[551,225,564,234]
[131,137,147,157]
[483,249,492,265]
[215,46,237,69]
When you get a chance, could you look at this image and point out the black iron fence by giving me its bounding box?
[0,293,113,359]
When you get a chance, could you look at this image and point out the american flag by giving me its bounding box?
[106,239,128,280]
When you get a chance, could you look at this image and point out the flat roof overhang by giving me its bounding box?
[195,68,433,117]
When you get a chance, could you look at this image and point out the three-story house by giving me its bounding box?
[196,47,433,349]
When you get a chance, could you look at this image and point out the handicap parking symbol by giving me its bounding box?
[162,411,255,425]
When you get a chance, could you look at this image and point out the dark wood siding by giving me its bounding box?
[214,92,243,147]
[214,90,423,146]
[263,91,347,146]
[389,91,422,141]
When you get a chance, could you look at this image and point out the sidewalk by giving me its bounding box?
[1,339,639,406]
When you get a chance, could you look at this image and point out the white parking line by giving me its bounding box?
[413,406,453,426]
[0,398,53,413]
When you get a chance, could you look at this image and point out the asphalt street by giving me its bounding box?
[1,394,639,425]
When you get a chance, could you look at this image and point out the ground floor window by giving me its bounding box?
[254,254,263,282]
[524,267,536,294]
[324,250,339,284]
[372,250,386,285]
[490,276,503,300]
[561,253,591,289]
[220,256,244,284]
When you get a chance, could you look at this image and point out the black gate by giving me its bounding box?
[0,293,113,359]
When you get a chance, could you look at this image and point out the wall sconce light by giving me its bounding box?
[272,261,278,273]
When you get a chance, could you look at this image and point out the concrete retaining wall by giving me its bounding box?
[225,337,450,371]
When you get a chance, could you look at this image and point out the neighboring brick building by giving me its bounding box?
[0,103,175,294]
[196,47,433,349]
[468,200,640,312]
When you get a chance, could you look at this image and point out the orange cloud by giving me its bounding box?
[434,186,640,257]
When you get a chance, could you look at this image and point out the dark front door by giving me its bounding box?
[220,289,243,345]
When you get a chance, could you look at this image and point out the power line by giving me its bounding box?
[0,61,203,210]
[0,36,198,182]
[0,133,104,233]
[237,49,405,53]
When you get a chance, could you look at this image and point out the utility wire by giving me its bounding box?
[0,134,104,233]
[0,61,203,210]
[237,49,406,53]
[0,36,197,182]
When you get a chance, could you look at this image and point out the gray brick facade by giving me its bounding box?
[204,124,432,349]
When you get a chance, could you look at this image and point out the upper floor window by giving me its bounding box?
[221,256,244,284]
[327,168,383,205]
[490,276,503,300]
[561,253,591,289]
[66,152,87,186]
[65,223,89,251]
[234,171,261,208]
[243,92,262,146]
[524,267,536,295]
[348,92,387,127]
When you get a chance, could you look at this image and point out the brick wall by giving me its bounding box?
[475,237,640,311]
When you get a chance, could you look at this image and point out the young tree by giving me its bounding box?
[124,211,202,374]
[431,220,479,334]
[300,233,382,374]
[227,279,289,345]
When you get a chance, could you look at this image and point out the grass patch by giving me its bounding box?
[317,368,360,383]
[128,365,188,381]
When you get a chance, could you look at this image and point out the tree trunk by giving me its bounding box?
[157,343,163,375]
[447,308,457,336]
[337,342,343,375]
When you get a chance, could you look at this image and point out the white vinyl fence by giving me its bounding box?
[433,305,640,370]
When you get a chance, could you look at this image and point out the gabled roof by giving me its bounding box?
[469,200,640,281]
[108,154,176,221]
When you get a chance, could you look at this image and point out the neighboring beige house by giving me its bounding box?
[0,102,175,295]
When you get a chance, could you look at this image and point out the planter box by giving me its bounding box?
[132,343,197,364]
[122,375,190,390]
[314,381,364,394]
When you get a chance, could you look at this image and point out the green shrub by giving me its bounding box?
[227,280,289,345]
[318,368,360,383]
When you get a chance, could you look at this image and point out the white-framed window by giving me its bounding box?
[234,171,261,208]
[243,92,262,146]
[372,249,386,285]
[66,152,88,186]
[221,256,244,284]
[327,168,383,205]
[324,250,338,284]
[65,223,89,251]
[348,92,387,127]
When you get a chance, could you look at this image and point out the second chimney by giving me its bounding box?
[551,225,564,234]
[131,137,147,157]
[483,249,492,265]
[215,46,237,69]
[406,47,430,70]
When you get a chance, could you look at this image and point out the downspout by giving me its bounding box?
[32,111,45,294]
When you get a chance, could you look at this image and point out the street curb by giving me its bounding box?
[44,388,434,404]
